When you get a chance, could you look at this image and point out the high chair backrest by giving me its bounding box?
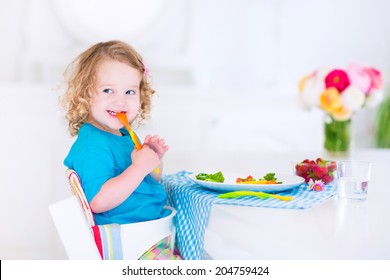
[49,169,176,260]
[49,196,102,259]
[66,169,95,227]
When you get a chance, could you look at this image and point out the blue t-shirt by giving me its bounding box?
[64,123,167,225]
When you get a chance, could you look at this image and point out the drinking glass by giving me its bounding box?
[337,161,372,201]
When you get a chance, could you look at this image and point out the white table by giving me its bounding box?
[200,149,390,259]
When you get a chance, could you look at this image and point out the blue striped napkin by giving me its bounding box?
[161,171,337,260]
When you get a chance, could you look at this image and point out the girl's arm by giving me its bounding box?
[150,161,164,182]
[90,146,160,213]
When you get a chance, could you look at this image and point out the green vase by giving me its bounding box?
[324,115,351,157]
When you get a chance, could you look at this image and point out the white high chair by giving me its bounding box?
[49,169,177,260]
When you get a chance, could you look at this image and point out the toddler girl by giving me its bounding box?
[61,40,180,259]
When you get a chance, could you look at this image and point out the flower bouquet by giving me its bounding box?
[299,64,383,155]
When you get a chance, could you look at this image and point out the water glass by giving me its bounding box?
[337,161,372,201]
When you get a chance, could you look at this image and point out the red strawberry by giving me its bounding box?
[295,163,309,175]
[321,174,334,184]
[309,160,316,169]
[301,173,311,183]
[312,165,328,178]
[328,161,337,172]
[302,159,310,163]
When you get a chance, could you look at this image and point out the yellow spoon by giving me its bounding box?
[116,112,160,174]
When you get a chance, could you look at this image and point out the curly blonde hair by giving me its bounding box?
[61,40,155,136]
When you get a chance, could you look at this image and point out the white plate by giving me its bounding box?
[188,173,305,193]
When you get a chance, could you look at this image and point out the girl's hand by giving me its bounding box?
[144,135,169,159]
[131,145,160,175]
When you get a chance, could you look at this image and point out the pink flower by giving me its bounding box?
[309,180,325,191]
[346,64,371,94]
[364,67,383,92]
[325,69,350,92]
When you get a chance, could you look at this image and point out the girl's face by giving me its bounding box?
[89,59,142,135]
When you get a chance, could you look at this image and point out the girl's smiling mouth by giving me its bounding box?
[107,110,126,116]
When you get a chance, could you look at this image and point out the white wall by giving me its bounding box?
[2,0,390,88]
[1,0,390,259]
[0,84,71,259]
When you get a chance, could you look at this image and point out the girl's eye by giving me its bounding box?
[103,89,113,94]
[126,90,136,95]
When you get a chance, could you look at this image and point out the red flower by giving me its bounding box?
[325,69,350,92]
